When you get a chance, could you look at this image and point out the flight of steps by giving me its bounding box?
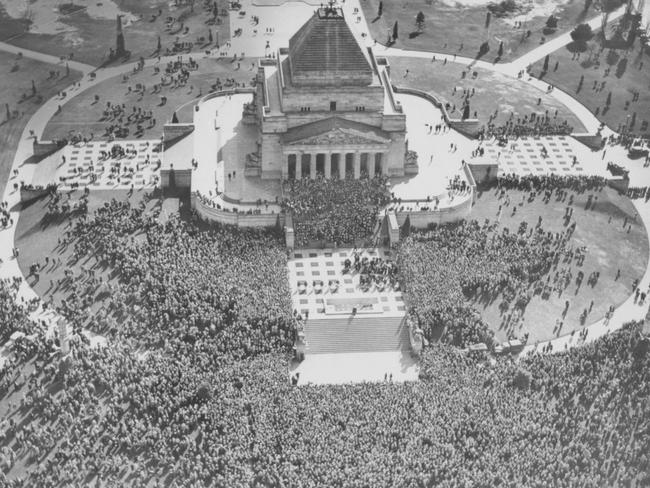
[304,316,410,354]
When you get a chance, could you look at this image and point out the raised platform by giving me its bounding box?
[324,296,382,315]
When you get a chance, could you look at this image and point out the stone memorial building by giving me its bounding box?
[245,5,417,180]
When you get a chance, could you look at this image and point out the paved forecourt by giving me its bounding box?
[478,135,610,178]
[32,139,161,190]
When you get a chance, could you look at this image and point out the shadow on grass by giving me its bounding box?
[408,31,422,39]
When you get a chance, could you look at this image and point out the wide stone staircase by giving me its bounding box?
[303,316,409,354]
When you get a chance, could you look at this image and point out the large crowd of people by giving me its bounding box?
[0,308,647,486]
[49,197,294,357]
[282,176,390,247]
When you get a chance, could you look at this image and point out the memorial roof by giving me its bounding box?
[287,7,373,86]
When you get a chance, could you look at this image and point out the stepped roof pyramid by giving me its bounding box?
[287,6,374,86]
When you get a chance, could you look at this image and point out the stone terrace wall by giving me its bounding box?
[395,193,473,228]
[392,86,481,138]
[192,194,285,228]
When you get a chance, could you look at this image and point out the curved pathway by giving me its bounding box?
[0,0,645,363]
[0,41,95,75]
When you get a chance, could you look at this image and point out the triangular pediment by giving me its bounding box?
[282,117,391,147]
[287,127,389,146]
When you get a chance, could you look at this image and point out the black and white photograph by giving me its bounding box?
[0,0,649,485]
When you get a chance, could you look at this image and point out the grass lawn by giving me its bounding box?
[14,190,157,314]
[388,55,586,131]
[0,0,231,67]
[361,0,593,62]
[470,186,648,343]
[0,51,81,196]
[529,18,650,133]
[42,57,258,142]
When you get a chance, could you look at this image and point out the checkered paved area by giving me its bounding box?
[482,135,607,177]
[33,140,161,190]
[288,248,406,319]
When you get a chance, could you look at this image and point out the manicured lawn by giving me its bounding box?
[42,58,258,142]
[388,55,586,131]
[0,51,81,196]
[530,19,650,133]
[0,0,231,67]
[470,186,648,343]
[362,0,593,62]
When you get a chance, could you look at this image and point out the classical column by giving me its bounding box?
[339,153,346,179]
[296,153,302,179]
[310,153,316,179]
[282,154,289,180]
[382,152,389,175]
[368,152,376,178]
[325,153,332,179]
[353,151,361,179]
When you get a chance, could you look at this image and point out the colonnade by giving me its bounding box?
[282,150,388,180]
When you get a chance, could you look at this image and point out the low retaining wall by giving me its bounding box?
[573,133,604,150]
[392,86,481,138]
[192,194,284,228]
[467,162,498,189]
[20,187,51,203]
[607,175,630,193]
[161,169,192,192]
[33,140,63,158]
[395,194,473,228]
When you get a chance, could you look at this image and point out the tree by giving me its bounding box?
[378,1,383,17]
[571,23,594,44]
[415,11,425,31]
[584,0,592,10]
[546,15,558,29]
[393,21,399,40]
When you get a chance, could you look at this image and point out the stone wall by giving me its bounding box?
[33,140,63,158]
[20,186,52,203]
[282,85,384,114]
[607,175,630,193]
[163,123,194,144]
[572,133,604,150]
[392,86,481,138]
[467,162,498,187]
[161,169,192,192]
[192,194,285,228]
[395,194,473,228]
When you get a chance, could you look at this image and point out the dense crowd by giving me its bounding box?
[52,197,294,357]
[0,282,40,345]
[398,210,592,348]
[0,312,648,486]
[497,173,606,192]
[282,176,390,247]
[480,112,574,139]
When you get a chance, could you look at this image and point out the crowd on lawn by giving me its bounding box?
[0,310,647,487]
[47,197,294,357]
[282,176,390,247]
[398,215,571,348]
[480,112,574,140]
[397,174,623,348]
